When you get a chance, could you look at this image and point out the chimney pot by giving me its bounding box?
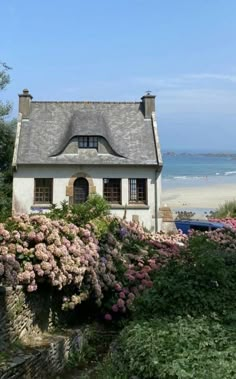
[141,92,156,119]
[18,88,33,118]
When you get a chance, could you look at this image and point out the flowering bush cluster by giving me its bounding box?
[0,214,186,319]
[209,217,236,229]
[95,219,186,320]
[133,229,236,320]
[0,215,103,307]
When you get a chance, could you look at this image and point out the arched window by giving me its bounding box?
[73,177,89,204]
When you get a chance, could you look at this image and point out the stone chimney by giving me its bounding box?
[141,91,156,119]
[18,89,33,118]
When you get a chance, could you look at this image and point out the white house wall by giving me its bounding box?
[13,165,161,231]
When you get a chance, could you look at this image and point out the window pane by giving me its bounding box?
[79,136,88,148]
[130,179,137,201]
[34,178,53,204]
[79,136,98,149]
[103,179,121,203]
[129,179,147,203]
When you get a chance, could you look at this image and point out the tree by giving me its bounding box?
[0,62,16,221]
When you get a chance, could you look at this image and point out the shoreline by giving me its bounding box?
[161,182,236,216]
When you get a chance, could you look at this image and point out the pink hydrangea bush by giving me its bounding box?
[203,226,236,254]
[0,215,103,306]
[0,214,187,320]
[92,218,186,320]
[209,217,236,229]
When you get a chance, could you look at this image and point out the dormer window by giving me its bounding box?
[79,136,98,149]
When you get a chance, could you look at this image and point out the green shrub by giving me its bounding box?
[111,317,236,379]
[49,194,110,226]
[134,234,236,319]
[0,171,13,222]
[212,200,236,218]
[79,355,129,379]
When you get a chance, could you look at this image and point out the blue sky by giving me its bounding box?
[1,0,236,151]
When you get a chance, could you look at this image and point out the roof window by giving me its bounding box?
[78,136,98,149]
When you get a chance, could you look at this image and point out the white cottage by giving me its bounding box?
[12,90,163,231]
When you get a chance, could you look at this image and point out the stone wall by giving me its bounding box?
[0,285,83,378]
[0,285,64,351]
[0,330,81,379]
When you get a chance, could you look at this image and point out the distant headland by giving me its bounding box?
[163,151,236,158]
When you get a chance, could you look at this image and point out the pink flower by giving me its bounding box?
[12,231,21,240]
[136,272,145,280]
[16,244,24,253]
[126,274,135,282]
[142,279,153,288]
[27,284,37,292]
[104,313,112,321]
[0,263,4,276]
[24,262,33,271]
[114,283,122,292]
[112,304,119,312]
[119,291,126,299]
[117,298,125,308]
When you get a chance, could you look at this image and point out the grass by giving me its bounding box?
[213,200,236,218]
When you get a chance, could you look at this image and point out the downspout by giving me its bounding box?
[154,169,158,232]
[151,112,163,232]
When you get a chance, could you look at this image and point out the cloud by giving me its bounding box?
[183,73,236,83]
[57,72,236,114]
[133,73,236,115]
[135,72,236,90]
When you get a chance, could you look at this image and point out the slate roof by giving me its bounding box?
[16,101,160,166]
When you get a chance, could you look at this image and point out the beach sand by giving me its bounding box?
[161,183,236,216]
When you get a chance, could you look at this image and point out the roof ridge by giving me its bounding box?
[32,101,140,104]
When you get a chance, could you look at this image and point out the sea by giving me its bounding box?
[162,151,236,189]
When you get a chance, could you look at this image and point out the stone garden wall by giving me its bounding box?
[0,330,81,379]
[0,285,81,378]
[0,285,62,351]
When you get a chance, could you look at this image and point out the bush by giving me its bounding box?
[212,200,236,218]
[110,316,236,379]
[0,213,185,318]
[134,232,236,319]
[49,194,110,226]
[0,170,13,222]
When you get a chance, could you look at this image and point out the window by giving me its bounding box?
[74,177,89,204]
[79,136,98,149]
[34,178,53,204]
[103,179,121,203]
[129,179,147,203]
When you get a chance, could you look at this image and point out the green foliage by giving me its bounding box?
[66,324,118,377]
[69,326,98,368]
[0,62,16,222]
[48,194,110,226]
[212,200,236,218]
[110,316,236,379]
[0,62,12,118]
[134,233,236,319]
[79,355,129,379]
[91,217,111,239]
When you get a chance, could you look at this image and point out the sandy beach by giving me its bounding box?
[161,183,236,212]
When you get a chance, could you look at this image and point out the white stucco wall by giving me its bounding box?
[13,165,162,231]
